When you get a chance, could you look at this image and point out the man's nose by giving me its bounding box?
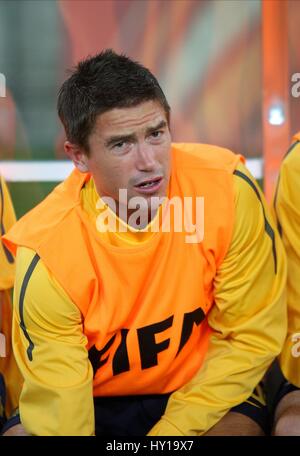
[135,143,156,171]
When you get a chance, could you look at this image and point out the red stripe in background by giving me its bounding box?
[58,0,120,64]
[186,19,262,155]
[154,0,204,77]
[0,90,17,159]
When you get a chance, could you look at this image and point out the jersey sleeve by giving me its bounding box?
[148,162,287,436]
[274,141,300,387]
[12,246,94,435]
[0,175,16,290]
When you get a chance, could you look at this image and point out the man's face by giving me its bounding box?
[81,100,171,217]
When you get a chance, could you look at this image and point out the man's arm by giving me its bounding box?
[148,162,287,436]
[0,291,3,336]
[0,291,6,357]
[0,174,22,421]
[0,174,16,333]
[12,246,94,435]
[274,142,300,387]
[0,175,16,291]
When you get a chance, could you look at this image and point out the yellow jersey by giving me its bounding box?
[0,175,22,416]
[274,136,300,387]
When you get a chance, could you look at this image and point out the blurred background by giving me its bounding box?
[0,0,299,218]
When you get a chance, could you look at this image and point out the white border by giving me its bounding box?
[0,158,263,182]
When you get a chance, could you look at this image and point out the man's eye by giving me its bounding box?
[111,141,132,154]
[114,141,125,148]
[151,130,162,138]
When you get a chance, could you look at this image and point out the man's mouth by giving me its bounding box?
[134,176,163,193]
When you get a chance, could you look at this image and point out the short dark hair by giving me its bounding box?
[57,49,170,153]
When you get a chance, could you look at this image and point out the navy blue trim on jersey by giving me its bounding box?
[233,170,277,274]
[19,254,40,361]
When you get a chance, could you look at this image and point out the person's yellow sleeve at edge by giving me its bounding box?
[148,162,287,436]
[0,174,22,416]
[12,247,95,436]
[274,142,300,388]
[0,175,16,290]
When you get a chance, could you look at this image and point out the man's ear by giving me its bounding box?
[64,141,89,173]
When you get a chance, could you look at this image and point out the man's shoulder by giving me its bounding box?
[171,143,241,173]
[14,168,86,224]
[9,181,72,234]
[3,169,86,253]
[282,139,300,172]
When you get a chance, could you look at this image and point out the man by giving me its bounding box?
[0,174,22,431]
[2,50,286,436]
[272,132,300,435]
